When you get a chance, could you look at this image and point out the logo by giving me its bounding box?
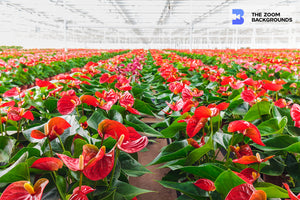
[232,9,244,25]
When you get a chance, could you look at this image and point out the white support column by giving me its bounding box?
[63,0,67,52]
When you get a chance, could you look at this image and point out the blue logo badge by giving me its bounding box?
[232,9,244,25]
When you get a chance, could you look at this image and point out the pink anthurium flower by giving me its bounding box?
[291,104,300,128]
[119,91,140,115]
[69,186,95,200]
[228,120,265,146]
[7,107,34,121]
[0,178,49,200]
[31,157,63,171]
[166,99,184,111]
[2,87,21,97]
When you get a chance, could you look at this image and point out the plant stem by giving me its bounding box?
[225,132,235,163]
[107,148,120,191]
[79,171,83,191]
[16,120,22,141]
[276,92,278,101]
[208,192,213,200]
[51,172,66,200]
[210,117,213,134]
[82,104,84,116]
[48,137,53,157]
[0,112,3,135]
[57,134,66,152]
[76,107,80,117]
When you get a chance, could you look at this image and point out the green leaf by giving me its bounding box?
[260,157,285,176]
[73,139,87,158]
[0,136,16,158]
[133,99,155,116]
[254,182,289,198]
[44,97,58,113]
[252,135,300,153]
[0,152,29,183]
[10,147,40,162]
[114,180,153,200]
[87,109,107,130]
[0,150,9,164]
[186,136,214,165]
[56,175,66,196]
[158,181,207,200]
[244,101,271,121]
[179,163,226,181]
[213,131,232,150]
[214,170,246,197]
[148,141,194,165]
[79,116,87,124]
[161,113,189,138]
[119,152,150,177]
[125,115,162,137]
[108,110,123,123]
[257,117,287,136]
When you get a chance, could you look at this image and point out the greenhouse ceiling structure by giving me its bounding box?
[0,0,299,49]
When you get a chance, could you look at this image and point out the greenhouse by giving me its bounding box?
[0,0,299,200]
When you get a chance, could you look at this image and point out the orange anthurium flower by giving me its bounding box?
[194,179,215,192]
[228,120,265,146]
[232,153,275,165]
[79,95,99,107]
[283,183,300,200]
[225,183,267,200]
[0,178,49,200]
[31,117,71,141]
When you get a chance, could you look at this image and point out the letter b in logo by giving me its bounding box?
[232,9,244,25]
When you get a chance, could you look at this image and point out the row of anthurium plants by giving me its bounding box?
[0,49,128,89]
[0,48,300,200]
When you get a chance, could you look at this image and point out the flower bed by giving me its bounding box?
[0,48,299,200]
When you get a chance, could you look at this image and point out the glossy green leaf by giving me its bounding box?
[254,182,289,198]
[148,140,193,165]
[214,170,246,197]
[180,163,226,181]
[119,152,150,177]
[134,99,155,116]
[108,109,123,123]
[125,115,162,137]
[161,113,189,138]
[73,138,87,158]
[158,180,207,200]
[244,101,271,121]
[87,109,107,130]
[114,180,153,200]
[10,147,40,162]
[0,136,16,157]
[257,117,287,136]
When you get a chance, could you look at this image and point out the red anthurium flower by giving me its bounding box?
[115,76,132,91]
[35,78,55,89]
[283,183,300,200]
[57,95,80,115]
[166,99,184,111]
[31,117,71,141]
[0,178,49,200]
[168,81,184,94]
[69,186,95,200]
[291,104,300,128]
[274,98,287,108]
[233,153,275,165]
[60,89,76,97]
[262,80,283,91]
[216,102,230,111]
[119,91,140,115]
[241,88,256,103]
[230,144,253,158]
[98,119,148,153]
[228,120,265,146]
[194,179,215,192]
[187,133,206,148]
[57,145,114,181]
[230,80,245,90]
[234,168,259,184]
[182,87,203,100]
[118,127,148,153]
[99,73,117,83]
[0,99,15,108]
[186,116,208,138]
[79,95,99,107]
[2,87,21,97]
[243,78,256,86]
[7,107,34,121]
[181,99,199,114]
[31,157,63,171]
[194,106,212,119]
[225,183,267,200]
[81,121,88,129]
